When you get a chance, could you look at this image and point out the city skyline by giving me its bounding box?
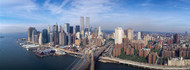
[1,0,190,33]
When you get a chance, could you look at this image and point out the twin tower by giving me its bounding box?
[80,16,90,32]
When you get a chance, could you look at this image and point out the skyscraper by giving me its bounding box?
[54,33,57,45]
[68,34,71,45]
[48,25,51,43]
[86,17,90,32]
[65,23,70,34]
[55,23,58,32]
[137,32,141,40]
[80,16,84,32]
[75,25,80,33]
[173,33,178,44]
[127,28,134,40]
[185,31,188,36]
[59,31,65,46]
[49,32,53,43]
[28,27,36,42]
[98,26,102,36]
[52,24,59,44]
[48,25,51,34]
[114,27,124,44]
[32,29,37,43]
[141,32,145,39]
[39,32,42,45]
[42,29,48,44]
[59,25,63,32]
[70,26,73,34]
[94,28,97,37]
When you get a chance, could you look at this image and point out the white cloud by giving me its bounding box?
[0,0,37,12]
[43,0,116,25]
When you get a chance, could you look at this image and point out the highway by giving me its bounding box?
[99,57,190,70]
[71,41,113,70]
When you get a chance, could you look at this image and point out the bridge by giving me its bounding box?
[70,41,113,70]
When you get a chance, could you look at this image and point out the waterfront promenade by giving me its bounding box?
[99,57,190,70]
[48,46,83,55]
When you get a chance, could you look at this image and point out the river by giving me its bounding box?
[0,33,140,70]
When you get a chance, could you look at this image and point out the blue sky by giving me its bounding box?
[0,0,190,33]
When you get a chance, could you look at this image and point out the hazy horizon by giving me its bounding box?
[0,0,190,33]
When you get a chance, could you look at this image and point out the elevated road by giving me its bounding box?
[71,41,113,70]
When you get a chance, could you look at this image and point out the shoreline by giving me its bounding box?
[98,56,190,70]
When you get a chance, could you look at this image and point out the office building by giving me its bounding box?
[59,31,65,46]
[49,32,53,43]
[65,23,70,34]
[70,26,73,34]
[75,25,80,33]
[86,17,90,32]
[80,16,84,31]
[98,26,102,36]
[59,25,63,32]
[94,28,97,37]
[32,29,37,43]
[28,27,36,42]
[42,29,48,44]
[48,25,51,33]
[39,32,42,45]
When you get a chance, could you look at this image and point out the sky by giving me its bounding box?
[0,0,190,33]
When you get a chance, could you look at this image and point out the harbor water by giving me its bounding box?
[0,33,140,70]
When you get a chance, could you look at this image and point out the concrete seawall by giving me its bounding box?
[98,57,190,70]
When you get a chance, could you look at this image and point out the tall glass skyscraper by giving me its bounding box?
[75,25,80,33]
[42,29,48,44]
[70,26,73,34]
[65,23,70,34]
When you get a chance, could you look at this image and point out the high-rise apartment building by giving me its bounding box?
[114,27,124,44]
[127,28,134,40]
[173,33,178,44]
[137,32,141,40]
